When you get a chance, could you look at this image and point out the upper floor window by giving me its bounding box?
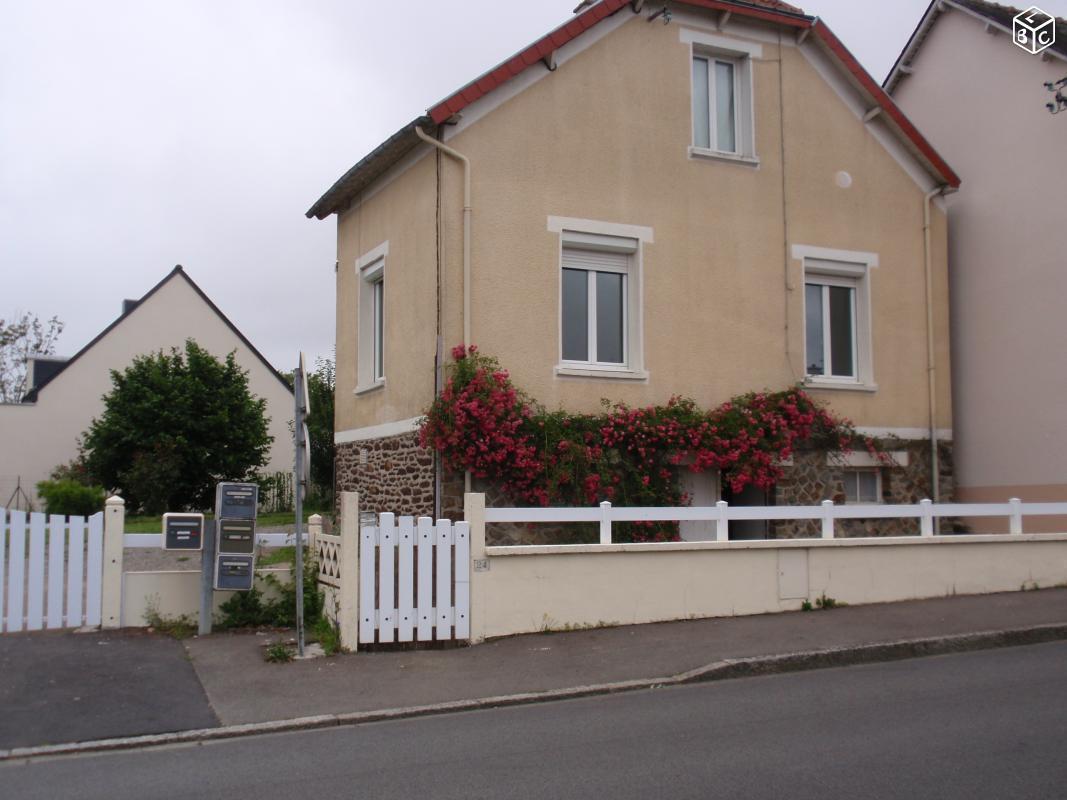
[548,218,652,381]
[793,245,878,392]
[355,241,388,393]
[681,28,760,164]
[692,55,739,154]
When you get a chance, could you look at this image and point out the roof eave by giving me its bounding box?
[305,116,432,220]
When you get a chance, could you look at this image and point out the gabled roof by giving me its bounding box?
[24,266,290,402]
[307,0,959,219]
[885,0,1067,95]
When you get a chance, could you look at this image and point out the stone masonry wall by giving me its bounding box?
[335,431,435,518]
[773,440,955,538]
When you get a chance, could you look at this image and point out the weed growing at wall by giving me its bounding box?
[420,345,887,541]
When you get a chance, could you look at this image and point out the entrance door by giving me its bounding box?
[723,483,772,540]
[678,469,720,541]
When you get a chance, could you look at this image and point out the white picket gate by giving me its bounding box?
[1,507,104,633]
[359,513,470,644]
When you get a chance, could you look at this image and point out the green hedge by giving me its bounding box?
[35,479,106,516]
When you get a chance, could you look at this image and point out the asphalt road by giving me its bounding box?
[4,642,1066,799]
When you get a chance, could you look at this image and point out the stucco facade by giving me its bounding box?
[889,1,1067,530]
[0,268,295,509]
[320,2,957,523]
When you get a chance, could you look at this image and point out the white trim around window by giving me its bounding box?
[794,244,877,392]
[682,28,758,165]
[549,219,650,381]
[355,241,388,394]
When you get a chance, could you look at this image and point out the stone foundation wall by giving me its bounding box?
[335,431,435,518]
[347,437,955,541]
[773,440,955,538]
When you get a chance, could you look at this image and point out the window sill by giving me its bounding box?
[354,379,386,396]
[555,365,649,381]
[803,378,878,393]
[688,147,760,167]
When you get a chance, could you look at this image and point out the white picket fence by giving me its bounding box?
[1,508,104,633]
[358,513,470,644]
[484,498,1067,543]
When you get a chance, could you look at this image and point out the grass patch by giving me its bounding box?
[258,546,295,566]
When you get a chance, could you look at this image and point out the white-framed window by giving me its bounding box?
[794,245,877,391]
[681,29,759,164]
[562,247,629,367]
[842,469,881,504]
[548,218,652,380]
[692,54,740,154]
[355,241,388,393]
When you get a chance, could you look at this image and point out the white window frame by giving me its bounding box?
[548,218,652,381]
[842,468,882,504]
[355,241,388,394]
[793,245,878,392]
[681,29,759,165]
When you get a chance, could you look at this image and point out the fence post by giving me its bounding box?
[101,496,125,629]
[307,513,322,553]
[820,499,835,539]
[919,499,934,537]
[599,501,612,545]
[337,493,360,652]
[465,492,487,643]
[1008,498,1023,535]
[716,500,729,542]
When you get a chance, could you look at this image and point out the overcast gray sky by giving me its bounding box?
[3,0,1064,371]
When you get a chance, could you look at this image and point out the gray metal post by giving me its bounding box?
[199,519,216,635]
[294,365,306,656]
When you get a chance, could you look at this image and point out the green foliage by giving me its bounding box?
[144,600,197,639]
[35,479,105,516]
[305,356,335,501]
[81,339,272,514]
[312,616,342,656]
[0,312,63,403]
[800,600,814,612]
[264,643,294,663]
[216,546,324,629]
[814,594,840,610]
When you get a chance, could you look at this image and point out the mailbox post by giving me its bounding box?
[197,481,260,634]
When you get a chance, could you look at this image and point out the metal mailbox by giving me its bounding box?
[215,482,258,520]
[217,519,256,554]
[162,513,204,551]
[214,555,255,591]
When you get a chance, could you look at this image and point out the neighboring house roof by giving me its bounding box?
[307,0,959,220]
[22,266,290,402]
[885,0,1067,94]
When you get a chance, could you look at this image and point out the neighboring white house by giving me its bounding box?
[0,266,295,510]
[886,0,1067,531]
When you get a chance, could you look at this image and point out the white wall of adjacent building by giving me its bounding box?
[0,272,294,510]
[891,6,1067,521]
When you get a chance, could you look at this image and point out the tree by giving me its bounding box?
[0,313,64,402]
[82,339,272,513]
[305,355,335,501]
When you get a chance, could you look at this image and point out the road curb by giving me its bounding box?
[3,622,1065,762]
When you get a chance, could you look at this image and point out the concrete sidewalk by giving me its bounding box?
[3,588,1066,757]
[185,588,1067,726]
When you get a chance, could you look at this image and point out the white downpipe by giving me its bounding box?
[416,125,473,494]
[923,186,944,515]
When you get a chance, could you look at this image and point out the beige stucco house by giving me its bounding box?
[887,0,1066,531]
[0,266,295,510]
[310,0,960,532]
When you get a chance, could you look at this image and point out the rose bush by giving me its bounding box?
[420,345,886,541]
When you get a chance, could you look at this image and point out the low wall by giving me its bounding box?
[121,567,292,627]
[467,491,1067,641]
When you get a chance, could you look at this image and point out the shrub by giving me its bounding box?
[35,478,105,516]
